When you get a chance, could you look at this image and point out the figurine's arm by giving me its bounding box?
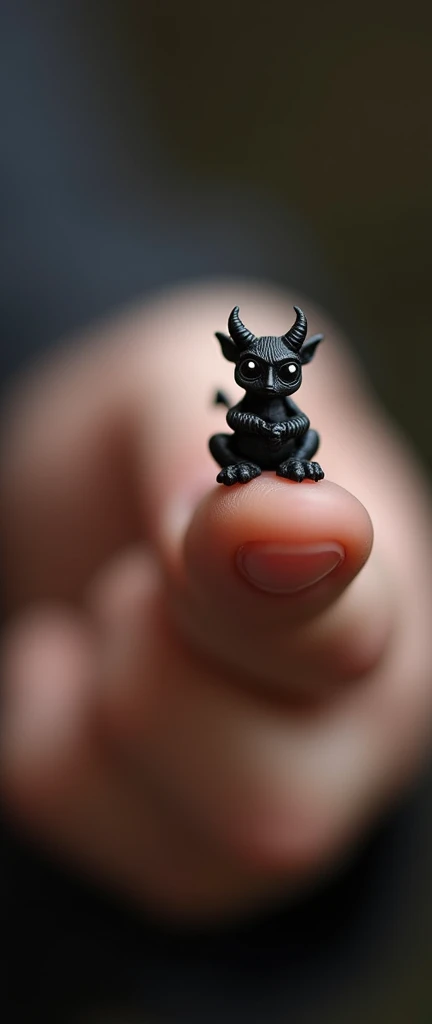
[226,405,272,437]
[227,402,309,440]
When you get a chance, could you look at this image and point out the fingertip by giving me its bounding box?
[183,477,373,615]
[203,475,372,549]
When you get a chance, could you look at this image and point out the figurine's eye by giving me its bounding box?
[278,361,300,384]
[239,358,261,380]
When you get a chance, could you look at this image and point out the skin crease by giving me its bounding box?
[0,280,432,921]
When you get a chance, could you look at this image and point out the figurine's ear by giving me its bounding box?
[215,331,239,363]
[300,333,324,365]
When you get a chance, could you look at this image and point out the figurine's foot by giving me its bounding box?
[277,458,324,482]
[216,463,262,486]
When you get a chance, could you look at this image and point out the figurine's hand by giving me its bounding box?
[1,283,431,921]
[267,422,287,450]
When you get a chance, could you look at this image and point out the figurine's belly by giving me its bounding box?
[233,434,296,469]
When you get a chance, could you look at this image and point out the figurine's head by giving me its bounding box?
[215,306,323,397]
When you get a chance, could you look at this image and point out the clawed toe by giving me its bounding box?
[307,461,325,481]
[277,458,306,481]
[217,463,262,486]
[277,458,324,482]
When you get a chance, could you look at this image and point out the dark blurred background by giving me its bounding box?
[142,4,432,465]
[111,1,432,461]
[1,1,431,466]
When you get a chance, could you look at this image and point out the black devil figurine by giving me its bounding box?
[210,305,324,485]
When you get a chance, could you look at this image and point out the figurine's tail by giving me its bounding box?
[213,390,231,408]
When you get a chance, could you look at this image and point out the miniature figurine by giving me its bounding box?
[209,305,324,485]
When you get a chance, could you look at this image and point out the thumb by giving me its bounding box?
[161,476,391,697]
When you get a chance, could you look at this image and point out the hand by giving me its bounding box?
[1,282,431,921]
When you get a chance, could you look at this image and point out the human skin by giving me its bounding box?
[0,281,431,920]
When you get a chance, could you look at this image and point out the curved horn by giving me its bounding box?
[228,306,257,349]
[282,306,307,352]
